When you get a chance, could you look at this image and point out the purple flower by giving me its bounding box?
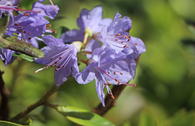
[76,47,136,106]
[0,0,18,19]
[73,8,146,105]
[124,36,146,55]
[6,1,59,41]
[0,49,15,65]
[6,12,49,40]
[32,2,59,19]
[0,0,16,8]
[97,13,132,50]
[61,29,84,43]
[61,7,111,51]
[77,6,112,34]
[91,13,146,57]
[36,35,79,86]
[108,13,132,33]
[0,0,18,8]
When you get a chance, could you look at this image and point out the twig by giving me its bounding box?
[9,60,24,93]
[0,36,44,58]
[93,85,126,116]
[0,71,9,120]
[11,85,58,121]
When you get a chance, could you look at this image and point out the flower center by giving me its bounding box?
[48,48,73,71]
[112,32,131,48]
[35,48,73,73]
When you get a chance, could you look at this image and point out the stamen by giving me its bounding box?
[23,13,30,16]
[97,67,121,84]
[50,48,70,60]
[80,51,92,55]
[110,32,131,49]
[124,83,136,87]
[51,29,56,33]
[109,92,115,99]
[46,24,56,33]
[106,85,115,99]
[55,54,72,71]
[0,6,40,13]
[35,67,47,73]
[112,71,123,75]
[36,48,73,72]
[97,67,135,87]
[46,24,52,28]
[50,48,73,70]
[104,83,111,86]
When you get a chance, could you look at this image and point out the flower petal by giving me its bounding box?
[108,13,132,33]
[61,29,83,43]
[95,76,105,106]
[42,35,64,46]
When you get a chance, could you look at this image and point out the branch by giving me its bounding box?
[93,85,126,116]
[9,60,25,93]
[0,71,10,120]
[11,85,58,121]
[0,36,44,58]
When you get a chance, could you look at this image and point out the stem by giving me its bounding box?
[0,36,44,58]
[49,0,54,5]
[9,60,24,93]
[83,33,89,45]
[82,33,89,49]
[0,71,10,120]
[11,85,58,121]
[93,85,126,116]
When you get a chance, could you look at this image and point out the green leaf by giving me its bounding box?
[0,120,27,126]
[54,106,115,126]
[13,53,34,62]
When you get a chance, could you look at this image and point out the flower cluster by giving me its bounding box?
[0,1,146,106]
[36,7,146,106]
[0,0,59,64]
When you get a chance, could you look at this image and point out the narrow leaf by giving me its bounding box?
[0,120,27,126]
[13,53,34,62]
[53,106,115,126]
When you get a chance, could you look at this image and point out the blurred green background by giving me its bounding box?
[1,0,195,125]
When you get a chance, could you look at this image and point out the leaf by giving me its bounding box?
[0,120,27,126]
[53,106,115,126]
[13,53,34,62]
